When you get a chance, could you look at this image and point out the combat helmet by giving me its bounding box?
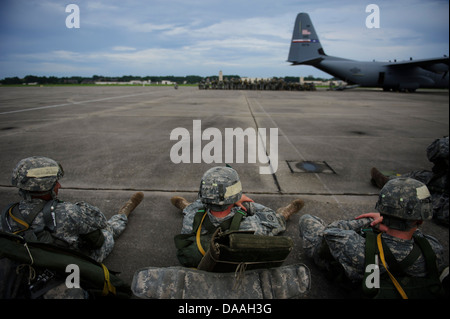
[198,166,242,210]
[375,177,432,230]
[12,156,64,193]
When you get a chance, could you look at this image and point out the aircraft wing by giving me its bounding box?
[385,57,449,73]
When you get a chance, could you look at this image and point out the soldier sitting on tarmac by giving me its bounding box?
[1,156,144,263]
[171,166,304,269]
[371,136,448,226]
[298,177,447,298]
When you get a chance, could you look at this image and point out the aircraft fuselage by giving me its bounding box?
[288,13,449,91]
[313,57,449,90]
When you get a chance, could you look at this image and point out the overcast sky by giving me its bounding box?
[0,0,448,79]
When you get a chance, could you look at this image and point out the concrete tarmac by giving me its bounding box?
[0,86,448,299]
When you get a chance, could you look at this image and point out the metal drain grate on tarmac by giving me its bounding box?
[286,160,336,174]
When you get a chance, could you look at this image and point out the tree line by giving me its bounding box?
[0,74,334,85]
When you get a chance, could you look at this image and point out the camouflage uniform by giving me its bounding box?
[2,156,128,263]
[298,214,445,282]
[299,177,446,283]
[1,156,138,299]
[399,170,448,226]
[5,199,127,262]
[175,167,289,269]
[181,198,286,236]
[181,166,286,236]
[396,137,449,226]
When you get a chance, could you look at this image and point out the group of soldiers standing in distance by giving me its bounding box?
[198,77,316,91]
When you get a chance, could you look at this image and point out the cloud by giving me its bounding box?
[0,0,448,79]
[112,46,137,51]
[121,21,177,33]
[183,15,293,40]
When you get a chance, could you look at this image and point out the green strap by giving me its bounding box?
[413,235,440,280]
[229,210,246,231]
[380,237,421,276]
[365,230,423,276]
[398,244,421,272]
[191,208,246,259]
[363,230,377,295]
[364,230,377,266]
[192,209,206,232]
[363,230,443,298]
[192,208,246,234]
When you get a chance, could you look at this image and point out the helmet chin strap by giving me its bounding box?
[19,182,59,202]
[381,215,420,231]
[207,203,233,212]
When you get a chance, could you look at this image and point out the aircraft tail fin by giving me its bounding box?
[288,13,326,65]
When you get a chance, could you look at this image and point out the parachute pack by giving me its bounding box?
[174,208,293,272]
[0,231,131,299]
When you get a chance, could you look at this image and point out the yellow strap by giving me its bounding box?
[377,233,408,299]
[101,263,116,296]
[9,206,29,234]
[196,212,208,256]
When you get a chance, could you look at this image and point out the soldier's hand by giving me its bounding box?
[235,194,254,211]
[355,212,388,232]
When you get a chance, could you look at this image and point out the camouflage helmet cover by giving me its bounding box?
[12,156,64,192]
[375,177,432,221]
[199,166,242,206]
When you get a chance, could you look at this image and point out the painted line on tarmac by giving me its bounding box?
[247,96,347,211]
[0,91,160,115]
[243,93,282,193]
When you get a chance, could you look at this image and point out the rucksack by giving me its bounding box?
[173,208,247,268]
[363,230,445,299]
[173,208,293,272]
[0,231,131,299]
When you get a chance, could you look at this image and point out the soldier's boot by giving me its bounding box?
[170,196,191,211]
[370,167,389,189]
[276,199,305,221]
[118,192,144,217]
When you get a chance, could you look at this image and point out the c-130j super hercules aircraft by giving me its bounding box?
[287,13,449,92]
